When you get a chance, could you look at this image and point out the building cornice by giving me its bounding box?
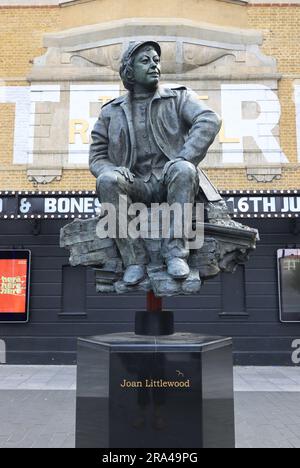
[0,0,73,6]
[218,0,248,4]
[1,0,300,6]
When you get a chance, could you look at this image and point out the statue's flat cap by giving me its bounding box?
[122,41,161,62]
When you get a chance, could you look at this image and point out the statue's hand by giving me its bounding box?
[114,167,136,184]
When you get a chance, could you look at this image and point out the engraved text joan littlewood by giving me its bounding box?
[120,379,191,388]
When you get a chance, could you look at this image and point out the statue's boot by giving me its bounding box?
[123,265,147,286]
[167,258,190,280]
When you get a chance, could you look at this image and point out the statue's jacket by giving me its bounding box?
[62,87,259,296]
[89,85,222,202]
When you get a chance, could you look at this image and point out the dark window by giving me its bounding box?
[278,249,300,322]
[220,266,247,317]
[60,265,87,317]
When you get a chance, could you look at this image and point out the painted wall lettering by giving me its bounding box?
[221,84,288,164]
[68,85,120,164]
[0,83,294,167]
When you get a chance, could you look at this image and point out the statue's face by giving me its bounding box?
[132,46,161,91]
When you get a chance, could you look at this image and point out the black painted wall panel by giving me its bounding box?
[0,219,299,365]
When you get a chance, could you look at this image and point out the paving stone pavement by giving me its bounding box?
[0,365,299,448]
[0,390,75,448]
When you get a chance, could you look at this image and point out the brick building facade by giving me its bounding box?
[1,0,300,191]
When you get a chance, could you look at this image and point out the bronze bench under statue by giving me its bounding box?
[60,198,258,298]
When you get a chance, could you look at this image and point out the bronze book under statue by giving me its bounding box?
[61,40,259,297]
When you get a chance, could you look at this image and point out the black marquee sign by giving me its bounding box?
[0,190,300,220]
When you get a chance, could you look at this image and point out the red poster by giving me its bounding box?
[0,259,28,313]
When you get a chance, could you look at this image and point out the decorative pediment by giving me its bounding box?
[24,16,283,185]
[28,17,278,82]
